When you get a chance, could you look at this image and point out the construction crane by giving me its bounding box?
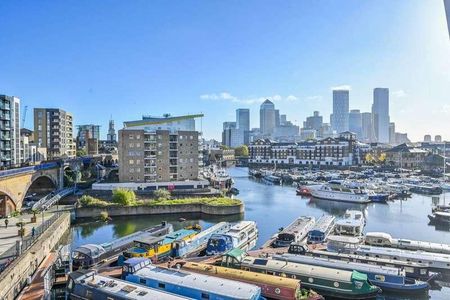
[22,105,28,127]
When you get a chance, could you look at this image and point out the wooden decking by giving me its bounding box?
[18,253,57,300]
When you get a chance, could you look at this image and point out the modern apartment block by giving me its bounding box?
[372,88,390,143]
[0,95,20,167]
[77,124,100,149]
[331,89,349,134]
[33,108,75,159]
[118,114,202,183]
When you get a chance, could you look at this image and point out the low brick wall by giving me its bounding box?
[0,213,71,300]
[75,202,244,218]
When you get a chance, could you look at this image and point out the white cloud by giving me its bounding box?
[331,85,351,91]
[392,90,407,98]
[306,95,322,101]
[200,92,300,104]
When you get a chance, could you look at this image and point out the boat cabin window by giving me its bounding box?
[86,290,92,297]
[201,293,210,300]
[158,283,166,289]
[139,278,146,284]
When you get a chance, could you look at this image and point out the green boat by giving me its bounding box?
[220,248,381,299]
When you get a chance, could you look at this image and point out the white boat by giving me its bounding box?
[310,184,370,204]
[334,210,365,237]
[352,245,450,274]
[440,182,450,190]
[273,216,316,247]
[205,221,258,255]
[365,232,450,254]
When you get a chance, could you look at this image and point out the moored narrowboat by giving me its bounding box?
[67,269,192,300]
[273,216,316,248]
[307,215,335,244]
[274,253,430,294]
[179,261,324,300]
[206,221,258,255]
[122,258,263,300]
[220,249,381,299]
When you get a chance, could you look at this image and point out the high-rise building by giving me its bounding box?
[348,109,362,138]
[280,114,287,125]
[236,109,250,132]
[303,111,323,131]
[107,119,116,142]
[361,112,375,143]
[372,88,390,143]
[222,121,245,148]
[118,114,202,183]
[275,109,280,127]
[424,134,432,142]
[0,95,20,167]
[34,108,75,159]
[389,122,396,145]
[332,89,349,133]
[260,99,276,136]
[77,124,100,149]
[435,135,442,143]
[445,0,450,38]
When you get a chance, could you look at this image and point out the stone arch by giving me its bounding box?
[0,188,17,217]
[24,174,58,199]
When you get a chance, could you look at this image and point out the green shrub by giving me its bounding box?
[99,211,109,222]
[153,189,171,200]
[79,195,111,207]
[145,197,241,206]
[112,188,136,206]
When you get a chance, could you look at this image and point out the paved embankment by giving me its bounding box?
[0,212,70,300]
[75,203,244,218]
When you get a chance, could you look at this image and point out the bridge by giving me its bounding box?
[0,162,64,216]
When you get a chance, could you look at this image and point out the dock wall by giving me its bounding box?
[75,203,244,218]
[0,213,71,300]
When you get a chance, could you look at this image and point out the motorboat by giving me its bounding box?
[310,184,370,204]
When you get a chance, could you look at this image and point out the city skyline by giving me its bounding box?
[1,0,449,141]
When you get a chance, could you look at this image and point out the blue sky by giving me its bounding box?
[1,0,449,141]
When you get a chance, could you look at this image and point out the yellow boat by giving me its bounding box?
[119,226,200,263]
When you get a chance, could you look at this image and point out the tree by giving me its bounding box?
[234,145,249,157]
[112,188,136,206]
[154,188,171,200]
[76,149,87,157]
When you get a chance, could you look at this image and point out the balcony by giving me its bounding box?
[0,103,10,110]
[0,155,11,161]
[0,114,10,121]
[0,133,10,140]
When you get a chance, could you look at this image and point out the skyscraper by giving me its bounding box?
[236,109,250,132]
[361,112,375,142]
[332,89,349,133]
[349,109,362,138]
[303,111,323,131]
[260,99,276,136]
[445,0,450,38]
[372,88,390,143]
[275,109,280,127]
[0,95,20,167]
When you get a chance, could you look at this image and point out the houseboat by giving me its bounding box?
[310,184,370,204]
[287,244,437,281]
[364,232,450,254]
[307,215,335,244]
[273,253,429,294]
[72,222,173,268]
[428,211,450,225]
[118,226,201,264]
[206,221,258,255]
[220,249,380,299]
[406,183,443,195]
[122,258,263,300]
[273,216,316,248]
[170,222,232,258]
[179,261,324,300]
[334,210,365,237]
[351,245,450,274]
[67,270,192,300]
[262,174,282,185]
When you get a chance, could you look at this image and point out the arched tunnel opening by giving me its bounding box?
[24,176,57,206]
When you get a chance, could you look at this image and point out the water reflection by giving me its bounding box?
[307,197,368,216]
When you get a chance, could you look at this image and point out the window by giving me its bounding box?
[140,278,146,284]
[129,134,134,139]
[136,134,141,139]
[201,293,210,300]
[158,283,165,289]
[129,159,134,164]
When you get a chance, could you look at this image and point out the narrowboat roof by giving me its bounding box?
[241,256,356,282]
[228,221,256,234]
[356,246,450,262]
[309,215,335,233]
[274,254,402,276]
[365,232,393,241]
[179,222,230,242]
[327,235,361,245]
[134,235,165,245]
[279,216,315,235]
[224,248,247,260]
[73,244,106,256]
[71,270,192,299]
[123,257,152,267]
[132,265,261,299]
[163,229,198,243]
[181,262,300,290]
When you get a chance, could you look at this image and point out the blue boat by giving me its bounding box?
[170,222,232,258]
[122,258,263,300]
[367,191,389,203]
[205,221,258,255]
[307,215,335,244]
[274,253,430,294]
